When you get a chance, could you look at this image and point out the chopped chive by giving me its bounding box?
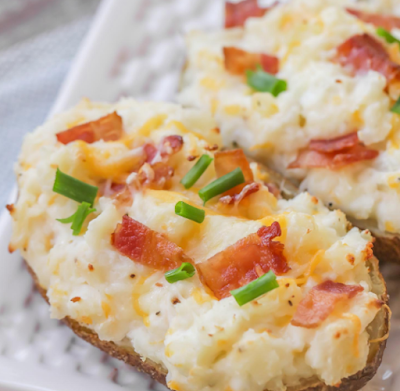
[165,262,196,283]
[391,97,400,114]
[246,67,287,96]
[230,270,279,306]
[53,168,98,206]
[181,154,213,189]
[376,27,400,46]
[57,202,96,235]
[198,167,245,204]
[175,201,205,223]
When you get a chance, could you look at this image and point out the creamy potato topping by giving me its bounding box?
[179,0,400,234]
[9,99,382,391]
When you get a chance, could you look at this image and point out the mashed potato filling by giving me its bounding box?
[10,99,381,391]
[179,0,400,234]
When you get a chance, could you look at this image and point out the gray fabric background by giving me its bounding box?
[0,0,100,209]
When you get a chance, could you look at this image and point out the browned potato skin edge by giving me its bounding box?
[367,233,400,265]
[25,252,389,391]
[25,261,169,385]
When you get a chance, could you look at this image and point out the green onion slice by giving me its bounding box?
[57,202,96,235]
[391,96,400,114]
[175,201,205,223]
[181,154,213,189]
[53,168,98,206]
[165,262,196,283]
[376,27,400,46]
[198,167,245,204]
[230,270,279,306]
[246,66,287,96]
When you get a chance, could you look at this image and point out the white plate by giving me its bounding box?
[1,0,399,390]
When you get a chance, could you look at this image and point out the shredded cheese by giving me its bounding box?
[343,313,362,358]
[101,301,112,319]
[132,275,153,327]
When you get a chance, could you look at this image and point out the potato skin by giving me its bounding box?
[25,253,389,391]
[25,262,168,385]
[368,232,400,265]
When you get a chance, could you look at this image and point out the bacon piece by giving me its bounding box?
[289,150,333,169]
[327,145,379,167]
[215,149,254,182]
[220,182,260,204]
[139,135,182,188]
[144,143,158,163]
[198,222,289,300]
[225,0,270,28]
[144,135,183,164]
[56,112,123,145]
[112,215,192,271]
[223,47,279,76]
[151,163,175,189]
[110,185,133,207]
[260,54,279,75]
[100,181,126,197]
[336,33,400,85]
[137,162,175,190]
[346,8,400,30]
[110,182,126,194]
[288,145,379,169]
[309,132,359,153]
[215,149,254,195]
[162,135,184,156]
[291,281,363,328]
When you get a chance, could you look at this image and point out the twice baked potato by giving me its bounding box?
[178,0,400,263]
[8,99,389,391]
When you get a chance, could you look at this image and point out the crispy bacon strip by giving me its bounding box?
[198,222,289,300]
[220,182,260,204]
[346,8,400,30]
[112,215,192,271]
[289,132,378,170]
[56,112,123,145]
[288,145,378,169]
[224,47,279,75]
[291,281,363,328]
[309,132,359,153]
[336,33,400,85]
[225,0,270,28]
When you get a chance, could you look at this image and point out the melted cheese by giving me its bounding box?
[77,141,141,180]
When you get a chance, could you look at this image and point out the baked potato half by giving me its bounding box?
[178,0,400,264]
[9,100,389,391]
